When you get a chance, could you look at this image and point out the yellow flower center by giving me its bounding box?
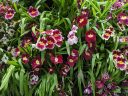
[23,57,27,60]
[69,59,73,62]
[36,60,40,65]
[118,61,124,65]
[88,34,93,38]
[39,41,44,46]
[121,16,127,20]
[79,18,84,23]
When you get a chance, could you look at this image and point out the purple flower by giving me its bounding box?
[30,74,39,85]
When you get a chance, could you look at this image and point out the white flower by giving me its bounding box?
[67,31,78,45]
[1,54,9,63]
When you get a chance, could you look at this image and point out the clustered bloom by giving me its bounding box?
[36,29,64,51]
[67,49,78,67]
[117,13,128,26]
[67,25,78,45]
[102,26,115,40]
[28,6,39,18]
[112,49,128,71]
[50,54,63,65]
[5,8,15,20]
[11,48,20,57]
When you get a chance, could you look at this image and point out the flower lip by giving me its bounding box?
[77,15,88,27]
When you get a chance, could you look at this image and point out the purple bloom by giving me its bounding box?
[30,74,39,85]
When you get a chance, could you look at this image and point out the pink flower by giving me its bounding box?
[67,31,78,45]
[31,56,42,70]
[77,15,88,27]
[28,6,39,18]
[117,13,128,25]
[85,30,96,43]
[36,37,47,51]
[71,25,78,33]
[46,36,56,49]
[5,8,15,20]
[21,54,29,64]
[50,54,63,65]
[11,48,20,57]
[44,30,53,35]
[96,80,104,89]
[71,49,79,57]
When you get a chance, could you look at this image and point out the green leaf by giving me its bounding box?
[65,41,70,55]
[79,44,86,56]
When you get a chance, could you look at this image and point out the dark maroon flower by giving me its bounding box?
[50,54,63,65]
[28,6,39,18]
[96,80,104,89]
[67,56,78,67]
[31,31,40,41]
[5,8,15,20]
[71,49,79,57]
[85,30,96,43]
[59,64,70,77]
[48,67,55,74]
[87,42,96,52]
[21,37,32,47]
[77,15,88,27]
[83,50,92,61]
[112,50,122,60]
[36,37,47,51]
[21,54,29,64]
[81,9,89,17]
[46,36,56,49]
[31,56,42,70]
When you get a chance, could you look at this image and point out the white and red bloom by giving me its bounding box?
[28,6,39,18]
[5,8,15,20]
[71,25,78,33]
[77,15,88,27]
[36,37,47,51]
[67,31,78,45]
[44,30,53,35]
[21,54,29,64]
[31,56,42,70]
[59,64,70,77]
[112,50,122,60]
[50,54,63,65]
[116,57,127,70]
[46,36,56,49]
[11,48,20,57]
[85,30,96,43]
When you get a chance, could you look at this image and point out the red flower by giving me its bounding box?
[83,50,92,61]
[81,9,89,17]
[50,54,63,65]
[21,54,29,64]
[67,56,78,67]
[87,42,96,52]
[31,31,40,42]
[28,6,39,18]
[77,15,88,27]
[46,36,56,49]
[85,30,96,43]
[36,37,47,51]
[44,30,53,35]
[71,49,79,57]
[11,48,20,57]
[31,56,42,70]
[5,8,15,20]
[116,57,127,70]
